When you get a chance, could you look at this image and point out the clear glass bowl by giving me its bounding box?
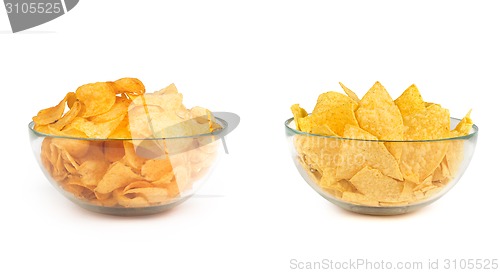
[29,118,229,216]
[285,117,478,215]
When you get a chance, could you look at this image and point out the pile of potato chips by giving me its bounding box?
[291,82,474,206]
[33,78,221,208]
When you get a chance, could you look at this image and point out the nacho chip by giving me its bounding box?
[290,104,308,131]
[349,166,403,202]
[336,125,403,180]
[355,82,404,160]
[339,82,360,102]
[310,91,359,136]
[394,84,425,117]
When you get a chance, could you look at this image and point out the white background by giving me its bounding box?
[0,1,498,272]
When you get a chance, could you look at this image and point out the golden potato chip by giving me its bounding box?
[113,188,149,207]
[104,140,125,162]
[291,104,308,131]
[94,161,143,194]
[50,138,90,158]
[76,82,116,117]
[108,115,131,139]
[112,78,145,96]
[355,82,404,160]
[349,166,403,202]
[32,92,72,125]
[124,187,170,204]
[51,101,82,131]
[339,82,360,102]
[69,115,126,139]
[394,84,425,117]
[121,141,147,171]
[336,125,403,180]
[311,91,359,136]
[79,160,109,187]
[89,97,130,123]
[141,158,173,181]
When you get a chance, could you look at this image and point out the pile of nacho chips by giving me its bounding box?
[291,82,473,206]
[33,78,221,208]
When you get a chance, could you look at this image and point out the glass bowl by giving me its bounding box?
[29,117,229,216]
[285,117,478,215]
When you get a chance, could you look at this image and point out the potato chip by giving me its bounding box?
[124,187,170,204]
[141,158,173,181]
[51,101,82,131]
[336,125,403,180]
[79,160,109,187]
[113,188,149,208]
[76,82,116,117]
[349,166,403,202]
[104,140,125,162]
[50,138,90,158]
[32,92,72,125]
[94,161,143,194]
[89,97,130,123]
[34,78,221,210]
[355,82,404,160]
[108,115,131,139]
[69,115,126,139]
[112,77,145,96]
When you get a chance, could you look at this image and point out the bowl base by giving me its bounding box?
[72,197,189,216]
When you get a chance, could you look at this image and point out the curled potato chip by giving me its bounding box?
[89,97,130,123]
[69,115,126,139]
[124,187,170,204]
[113,188,149,208]
[104,140,125,162]
[112,78,145,96]
[51,101,82,131]
[141,158,173,181]
[76,82,116,117]
[32,92,72,125]
[35,79,221,209]
[94,161,143,194]
[79,160,109,187]
[50,138,89,158]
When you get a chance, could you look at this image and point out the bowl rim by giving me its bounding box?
[29,116,229,141]
[285,116,478,143]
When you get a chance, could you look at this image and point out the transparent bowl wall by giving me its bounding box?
[285,117,478,215]
[29,119,227,216]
